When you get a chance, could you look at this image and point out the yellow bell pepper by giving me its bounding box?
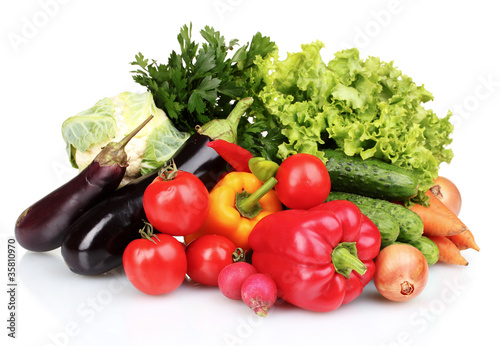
[184,171,282,251]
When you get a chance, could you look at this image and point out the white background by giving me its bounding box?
[1,1,499,345]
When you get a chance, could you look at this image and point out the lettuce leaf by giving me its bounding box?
[245,43,454,202]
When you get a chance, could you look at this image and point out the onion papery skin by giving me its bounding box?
[374,244,429,302]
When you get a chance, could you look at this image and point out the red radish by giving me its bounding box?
[218,262,258,300]
[241,273,277,316]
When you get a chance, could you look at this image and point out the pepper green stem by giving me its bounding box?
[249,157,280,182]
[331,242,367,279]
[236,177,278,219]
[197,97,253,144]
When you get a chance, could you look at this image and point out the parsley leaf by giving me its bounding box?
[131,23,275,135]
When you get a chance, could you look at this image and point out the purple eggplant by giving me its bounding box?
[61,97,253,275]
[61,133,225,275]
[15,115,153,252]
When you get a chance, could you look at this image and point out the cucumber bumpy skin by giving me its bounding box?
[356,205,399,249]
[324,150,419,201]
[327,191,423,243]
[408,236,440,266]
[392,236,440,266]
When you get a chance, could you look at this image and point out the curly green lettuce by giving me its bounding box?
[244,41,454,202]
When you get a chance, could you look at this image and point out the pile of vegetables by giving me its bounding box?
[14,24,479,316]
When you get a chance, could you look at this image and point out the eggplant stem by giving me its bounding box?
[197,97,253,143]
[118,115,154,149]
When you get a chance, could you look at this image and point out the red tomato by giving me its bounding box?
[123,233,187,295]
[143,170,209,236]
[275,153,331,210]
[185,235,239,286]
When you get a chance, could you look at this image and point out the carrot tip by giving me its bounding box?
[458,255,469,266]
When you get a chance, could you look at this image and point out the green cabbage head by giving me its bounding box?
[61,91,189,186]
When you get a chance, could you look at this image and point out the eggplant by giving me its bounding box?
[15,115,153,252]
[61,98,253,275]
[61,133,225,275]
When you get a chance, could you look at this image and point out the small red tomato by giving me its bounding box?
[186,234,241,286]
[143,169,209,236]
[275,153,331,210]
[123,231,187,295]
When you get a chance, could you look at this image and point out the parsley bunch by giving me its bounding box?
[131,23,276,135]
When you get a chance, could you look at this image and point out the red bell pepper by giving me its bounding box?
[207,139,253,173]
[248,200,381,312]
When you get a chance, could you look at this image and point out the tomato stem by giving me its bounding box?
[232,248,245,262]
[158,160,178,181]
[139,221,160,244]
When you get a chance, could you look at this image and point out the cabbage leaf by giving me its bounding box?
[61,91,189,181]
[61,97,116,167]
[140,121,190,175]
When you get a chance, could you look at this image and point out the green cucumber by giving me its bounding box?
[324,149,419,201]
[327,191,423,243]
[408,236,440,266]
[356,205,399,248]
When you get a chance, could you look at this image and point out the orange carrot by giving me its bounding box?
[448,230,480,252]
[410,191,468,237]
[427,235,468,266]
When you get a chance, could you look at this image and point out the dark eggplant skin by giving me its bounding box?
[14,116,153,252]
[61,133,226,275]
[15,160,125,252]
